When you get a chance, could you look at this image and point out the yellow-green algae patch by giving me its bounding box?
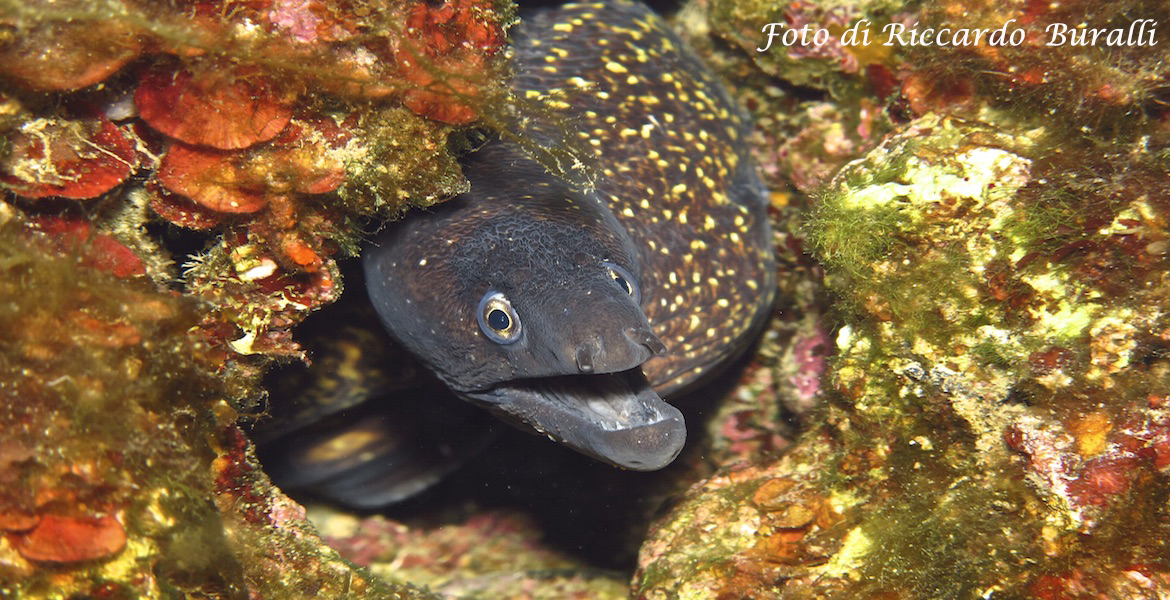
[636,111,1170,596]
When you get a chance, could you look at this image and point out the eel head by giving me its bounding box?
[363,146,685,470]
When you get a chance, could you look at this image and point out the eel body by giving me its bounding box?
[361,0,776,475]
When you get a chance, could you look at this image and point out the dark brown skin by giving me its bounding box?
[362,0,775,483]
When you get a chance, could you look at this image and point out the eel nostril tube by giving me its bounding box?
[626,327,667,356]
[576,340,598,373]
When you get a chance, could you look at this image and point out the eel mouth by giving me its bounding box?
[462,368,686,471]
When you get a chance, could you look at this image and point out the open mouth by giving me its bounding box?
[461,368,686,471]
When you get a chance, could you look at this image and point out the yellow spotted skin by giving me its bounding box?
[515,0,775,393]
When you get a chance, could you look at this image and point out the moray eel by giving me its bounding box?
[364,0,775,472]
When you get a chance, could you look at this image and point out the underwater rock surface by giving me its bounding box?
[0,209,430,597]
[632,0,1170,594]
[2,0,1168,597]
[635,104,1170,600]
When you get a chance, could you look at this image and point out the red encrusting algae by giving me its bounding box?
[135,66,295,150]
[1,118,138,200]
[11,514,128,564]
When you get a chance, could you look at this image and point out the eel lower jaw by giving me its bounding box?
[461,368,686,471]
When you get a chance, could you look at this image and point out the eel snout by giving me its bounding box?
[573,326,666,374]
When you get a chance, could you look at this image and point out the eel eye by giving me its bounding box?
[603,261,639,303]
[477,291,521,344]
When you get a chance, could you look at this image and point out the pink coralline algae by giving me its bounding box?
[267,0,329,44]
[790,328,829,405]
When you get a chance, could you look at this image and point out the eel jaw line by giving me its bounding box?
[462,368,686,471]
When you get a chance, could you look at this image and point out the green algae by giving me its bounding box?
[0,211,229,595]
[707,0,903,90]
[851,468,1040,598]
[809,114,1170,593]
[638,104,1170,595]
[907,0,1170,139]
[808,117,1041,375]
[334,105,470,217]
